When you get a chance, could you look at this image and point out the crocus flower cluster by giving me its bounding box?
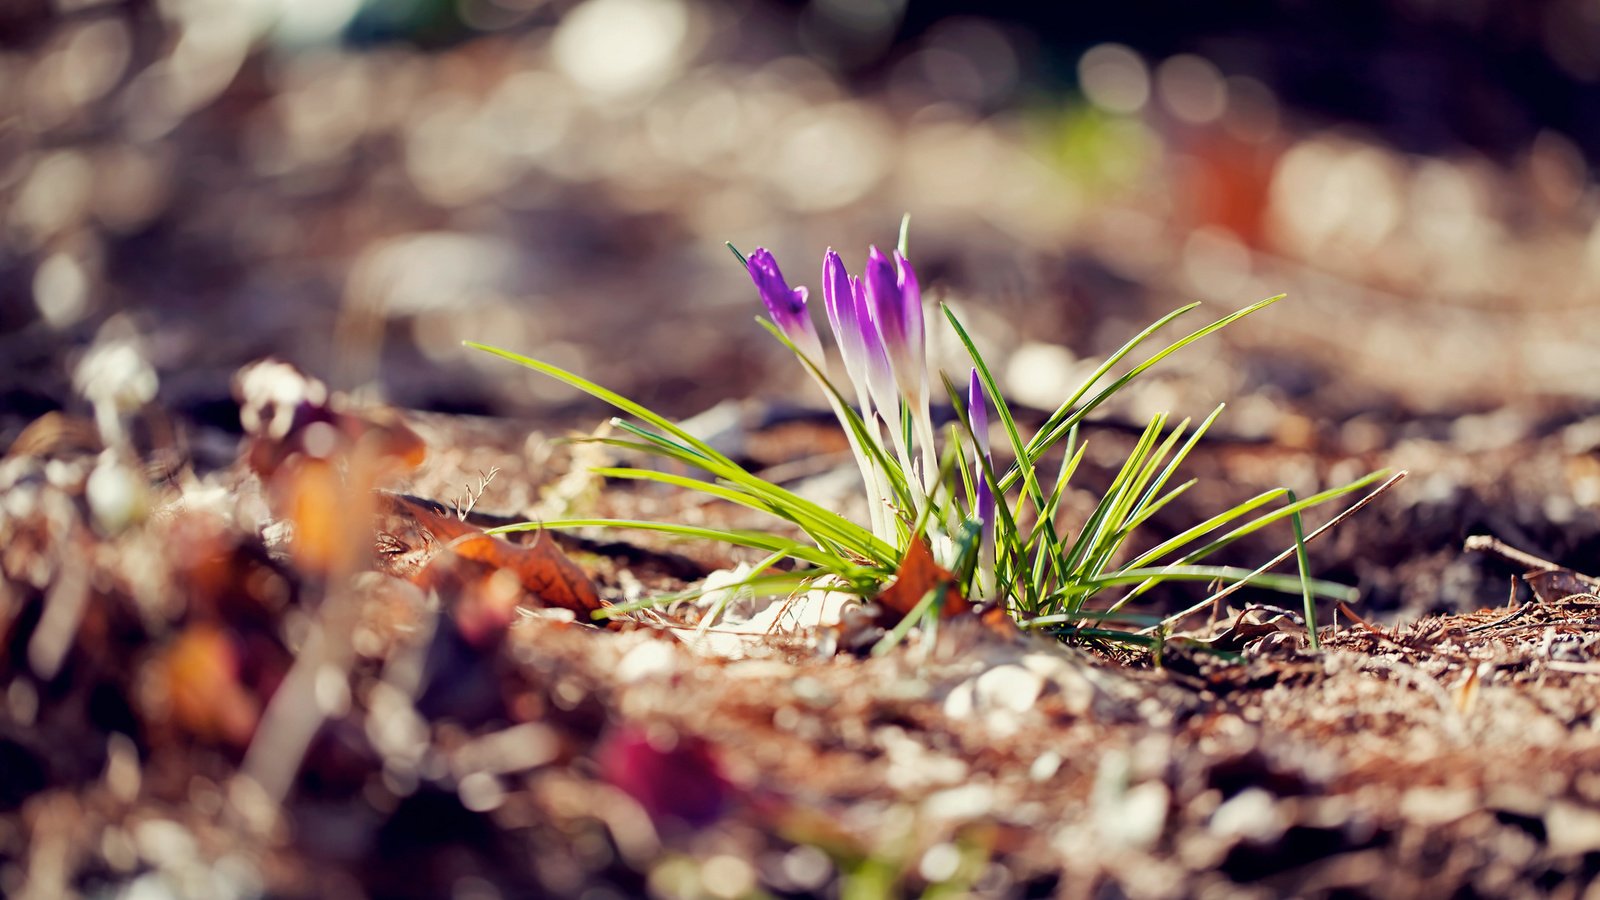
[745,240,989,566]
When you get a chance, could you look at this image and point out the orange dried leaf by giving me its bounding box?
[378,492,480,545]
[873,539,971,626]
[421,532,603,626]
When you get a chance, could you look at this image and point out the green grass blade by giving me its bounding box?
[1286,489,1319,650]
[1006,296,1285,491]
[487,518,862,574]
[467,341,734,466]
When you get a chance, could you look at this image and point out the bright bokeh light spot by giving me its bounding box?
[1078,43,1148,114]
[552,0,690,97]
[1005,342,1078,410]
[1156,54,1226,124]
[264,0,362,46]
[768,101,890,210]
[34,252,90,329]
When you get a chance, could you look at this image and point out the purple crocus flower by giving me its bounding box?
[747,247,823,362]
[822,249,866,385]
[969,368,995,533]
[823,249,900,422]
[862,246,925,401]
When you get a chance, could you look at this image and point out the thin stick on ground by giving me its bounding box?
[1464,534,1600,588]
[1144,469,1408,635]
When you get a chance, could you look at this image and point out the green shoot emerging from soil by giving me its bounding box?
[469,219,1380,648]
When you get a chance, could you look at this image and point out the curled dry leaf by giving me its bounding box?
[872,538,971,627]
[418,533,603,639]
[1523,568,1597,604]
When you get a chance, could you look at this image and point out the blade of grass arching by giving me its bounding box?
[1117,488,1288,575]
[1012,301,1202,481]
[722,471,897,566]
[590,466,873,561]
[725,241,749,267]
[1009,296,1286,490]
[897,213,912,257]
[584,427,896,567]
[1079,420,1181,587]
[1145,469,1404,635]
[609,419,721,464]
[1030,304,1201,445]
[1096,414,1184,552]
[592,466,786,512]
[1119,478,1196,535]
[1162,471,1385,569]
[1070,564,1356,599]
[1108,471,1384,610]
[486,518,862,574]
[1071,428,1178,610]
[460,350,888,564]
[1111,406,1222,540]
[466,342,734,467]
[1099,486,1287,615]
[1286,489,1319,650]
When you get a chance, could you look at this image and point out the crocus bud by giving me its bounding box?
[969,369,995,532]
[822,249,867,386]
[852,274,901,428]
[862,246,926,402]
[747,248,823,361]
[968,369,990,457]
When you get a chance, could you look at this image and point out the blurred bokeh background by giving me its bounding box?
[7,0,1600,420]
[6,0,1600,525]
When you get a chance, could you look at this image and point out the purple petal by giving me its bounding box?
[854,275,899,417]
[747,247,820,355]
[968,368,990,456]
[894,250,924,360]
[975,454,995,531]
[863,246,905,348]
[822,249,861,368]
[969,368,995,530]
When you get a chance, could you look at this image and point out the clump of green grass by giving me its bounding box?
[470,217,1381,649]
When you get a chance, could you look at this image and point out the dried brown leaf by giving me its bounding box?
[420,532,603,629]
[873,539,971,627]
[1523,568,1595,604]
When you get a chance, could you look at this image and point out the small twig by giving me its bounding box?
[451,466,501,521]
[1145,469,1408,635]
[1466,603,1534,635]
[1462,534,1563,573]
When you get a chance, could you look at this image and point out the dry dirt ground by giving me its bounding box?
[6,378,1600,900]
